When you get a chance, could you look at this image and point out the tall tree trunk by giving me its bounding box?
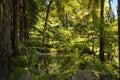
[99,0,105,62]
[0,0,12,80]
[11,0,19,56]
[19,0,26,41]
[19,0,29,41]
[42,0,52,47]
[0,1,1,32]
[117,0,120,76]
[42,0,53,75]
[24,0,30,40]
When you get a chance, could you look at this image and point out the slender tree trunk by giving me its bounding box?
[62,16,65,28]
[11,0,19,56]
[42,0,52,47]
[0,1,1,32]
[65,13,68,29]
[24,0,30,40]
[118,0,120,76]
[19,0,26,41]
[99,0,105,62]
[25,16,30,40]
[42,0,53,75]
[0,0,12,79]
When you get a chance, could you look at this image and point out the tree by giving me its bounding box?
[99,0,105,62]
[42,0,53,47]
[19,0,26,41]
[118,0,120,75]
[19,0,39,41]
[0,0,12,79]
[42,0,53,75]
[11,0,19,56]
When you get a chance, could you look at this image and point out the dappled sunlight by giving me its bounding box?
[0,0,119,80]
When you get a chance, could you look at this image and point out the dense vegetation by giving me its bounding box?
[0,0,119,80]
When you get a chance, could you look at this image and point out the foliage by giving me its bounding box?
[8,0,119,80]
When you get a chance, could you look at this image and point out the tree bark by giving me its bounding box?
[19,0,30,41]
[19,0,26,41]
[0,1,1,32]
[99,0,105,62]
[11,0,19,56]
[24,16,30,40]
[117,0,120,76]
[0,0,12,79]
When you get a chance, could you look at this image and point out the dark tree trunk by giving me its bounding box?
[65,13,68,29]
[11,0,19,56]
[24,16,30,40]
[24,0,30,40]
[62,16,65,28]
[19,0,26,41]
[118,0,120,76]
[19,17,25,41]
[0,1,1,32]
[0,0,12,80]
[19,0,29,41]
[99,0,105,62]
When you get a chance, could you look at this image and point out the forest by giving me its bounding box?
[0,0,120,80]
